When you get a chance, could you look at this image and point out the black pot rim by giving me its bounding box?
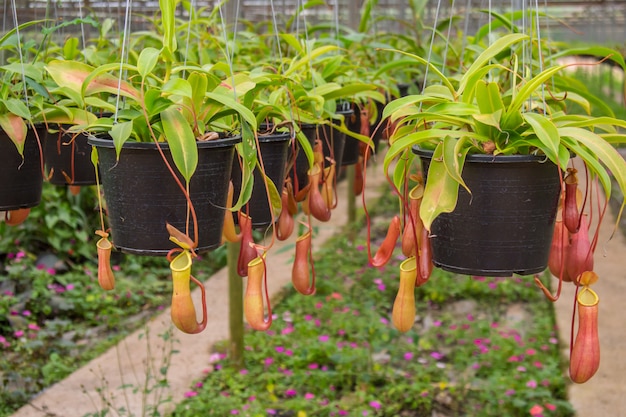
[88,134,242,150]
[257,130,292,143]
[412,146,554,164]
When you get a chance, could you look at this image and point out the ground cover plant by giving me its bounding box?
[171,192,574,417]
[0,183,226,416]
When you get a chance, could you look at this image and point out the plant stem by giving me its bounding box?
[227,241,244,370]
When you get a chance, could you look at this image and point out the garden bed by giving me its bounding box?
[170,195,574,417]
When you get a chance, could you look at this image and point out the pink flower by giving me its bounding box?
[529,404,544,416]
[433,320,442,327]
[526,380,538,388]
[275,346,285,353]
[430,352,444,360]
[545,403,556,411]
[516,366,527,372]
[195,382,203,388]
[338,411,348,416]
[27,323,40,331]
[319,335,329,342]
[533,361,543,369]
[239,369,248,375]
[526,348,537,355]
[505,389,515,396]
[284,349,293,356]
[230,410,239,415]
[285,389,297,397]
[369,401,381,409]
[304,392,315,400]
[315,302,323,309]
[404,352,414,361]
[308,363,319,369]
[264,357,274,367]
[65,284,75,291]
[184,391,198,398]
[304,314,313,321]
[22,310,31,317]
[14,330,24,338]
[248,396,256,402]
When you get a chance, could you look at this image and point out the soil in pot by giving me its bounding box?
[231,130,291,229]
[415,148,562,277]
[0,127,44,211]
[89,135,240,256]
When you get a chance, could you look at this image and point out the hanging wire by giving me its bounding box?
[421,0,443,95]
[10,0,30,108]
[459,0,472,72]
[440,0,456,77]
[115,0,133,123]
[78,0,86,50]
[182,0,197,72]
[217,0,241,101]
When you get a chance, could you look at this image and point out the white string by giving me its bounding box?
[534,0,546,110]
[78,0,86,50]
[182,0,197,75]
[10,0,29,108]
[440,0,456,77]
[421,0,443,94]
[115,0,133,123]
[459,0,472,72]
[269,0,285,71]
[217,0,241,102]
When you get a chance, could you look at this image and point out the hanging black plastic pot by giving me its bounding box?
[343,103,362,166]
[321,106,353,168]
[89,135,240,256]
[414,147,562,277]
[231,130,291,229]
[1,127,44,211]
[44,127,98,186]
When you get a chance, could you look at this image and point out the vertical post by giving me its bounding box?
[346,164,357,226]
[227,241,244,370]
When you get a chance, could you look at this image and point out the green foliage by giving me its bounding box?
[0,182,98,261]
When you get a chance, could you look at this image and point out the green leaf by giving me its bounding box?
[110,121,133,160]
[458,33,528,98]
[2,62,42,81]
[0,113,27,155]
[3,98,31,120]
[442,135,470,194]
[419,143,461,232]
[205,91,257,131]
[560,127,626,202]
[475,81,504,114]
[161,107,198,183]
[137,47,161,79]
[522,113,561,168]
[284,45,340,77]
[504,64,567,124]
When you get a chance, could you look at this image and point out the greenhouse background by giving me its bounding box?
[7,0,626,43]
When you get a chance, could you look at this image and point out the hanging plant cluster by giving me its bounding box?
[370,11,626,386]
[2,0,626,389]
